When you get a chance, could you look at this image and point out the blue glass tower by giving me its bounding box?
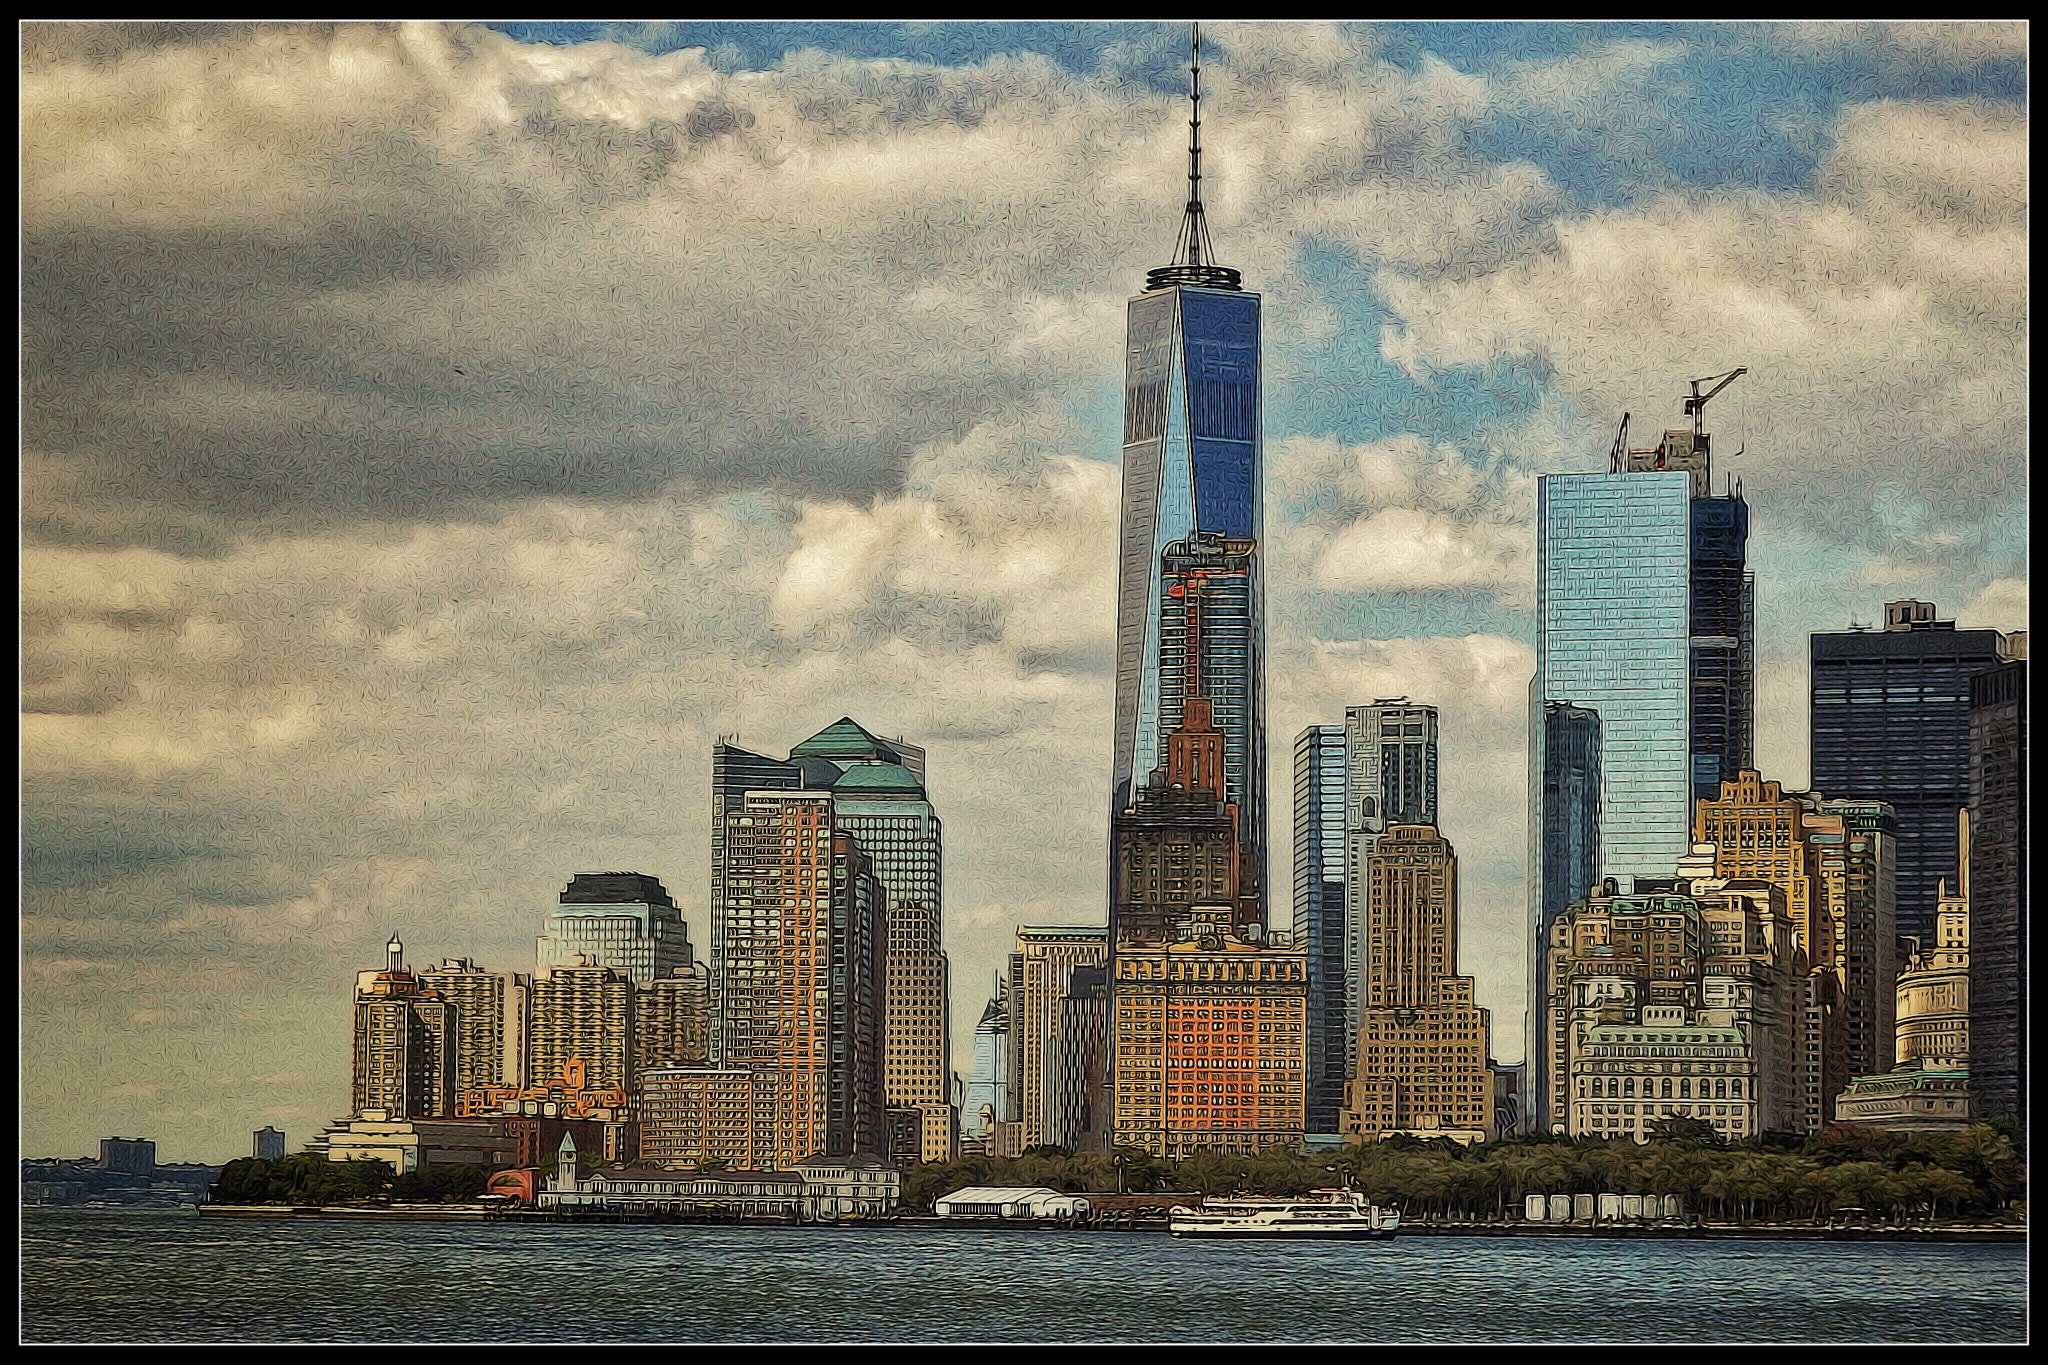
[1110,33,1265,921]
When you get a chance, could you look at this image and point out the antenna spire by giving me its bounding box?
[1147,23,1242,292]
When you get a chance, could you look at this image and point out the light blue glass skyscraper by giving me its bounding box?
[1110,30,1266,918]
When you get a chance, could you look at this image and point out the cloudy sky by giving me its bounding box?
[22,21,2027,1160]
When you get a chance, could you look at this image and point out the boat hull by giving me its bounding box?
[1168,1226,1399,1240]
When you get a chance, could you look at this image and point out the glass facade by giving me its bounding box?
[1534,472,1692,883]
[1689,495,1754,802]
[1811,620,2007,945]
[1293,724,1348,1132]
[537,872,691,988]
[1112,282,1265,912]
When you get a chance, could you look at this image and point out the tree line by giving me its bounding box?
[209,1153,486,1205]
[902,1120,2026,1225]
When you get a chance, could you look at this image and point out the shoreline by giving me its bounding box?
[185,1205,2025,1242]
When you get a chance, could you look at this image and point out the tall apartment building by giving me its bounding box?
[1967,657,2025,1123]
[999,926,1109,1153]
[1810,600,2009,945]
[1339,825,1496,1143]
[1527,405,1752,1130]
[417,958,530,1113]
[528,960,634,1094]
[636,962,711,1073]
[352,936,456,1119]
[713,790,887,1165]
[1292,723,1348,1133]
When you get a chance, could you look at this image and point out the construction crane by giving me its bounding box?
[1606,411,1631,473]
[1683,367,1747,443]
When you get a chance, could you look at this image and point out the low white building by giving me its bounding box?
[932,1185,1091,1219]
[539,1135,900,1221]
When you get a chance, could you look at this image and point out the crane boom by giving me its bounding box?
[1684,366,1747,442]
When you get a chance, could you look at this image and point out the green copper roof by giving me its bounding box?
[789,717,900,763]
[832,761,924,794]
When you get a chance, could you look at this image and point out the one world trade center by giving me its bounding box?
[1109,28,1266,922]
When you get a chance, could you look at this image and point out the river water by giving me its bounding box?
[22,1207,2027,1343]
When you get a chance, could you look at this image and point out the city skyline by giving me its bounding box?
[22,21,2026,1161]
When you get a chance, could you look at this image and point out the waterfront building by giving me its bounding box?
[1546,879,1804,1139]
[1110,920,1308,1159]
[1109,37,1265,919]
[543,1132,900,1219]
[1338,825,1496,1144]
[319,1115,520,1174]
[252,1127,285,1161]
[418,958,530,1106]
[536,872,691,988]
[1293,723,1349,1134]
[639,1066,764,1170]
[352,935,456,1119]
[1003,926,1111,1152]
[717,789,888,1165]
[526,959,634,1095]
[1968,655,2025,1123]
[1810,600,2011,945]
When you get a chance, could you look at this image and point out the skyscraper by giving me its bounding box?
[537,872,692,987]
[1968,656,2025,1123]
[1341,701,1439,1072]
[1109,28,1264,917]
[352,935,456,1119]
[1293,723,1347,1134]
[1810,600,2009,944]
[1001,926,1109,1153]
[1526,405,1751,1130]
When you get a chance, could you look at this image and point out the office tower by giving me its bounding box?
[961,984,1007,1153]
[717,790,887,1164]
[1810,600,2009,945]
[352,935,456,1119]
[809,735,949,1119]
[1342,702,1440,1064]
[636,962,711,1072]
[1968,658,2025,1123]
[1293,723,1348,1134]
[527,960,634,1094]
[1799,799,1898,1085]
[714,719,946,1126]
[537,872,691,987]
[1339,825,1496,1143]
[1000,926,1109,1153]
[418,958,531,1112]
[1109,31,1264,920]
[253,1127,286,1161]
[1527,400,1752,1124]
[1050,965,1110,1153]
[1526,699,1601,1130]
[1546,881,1801,1140]
[1110,924,1309,1159]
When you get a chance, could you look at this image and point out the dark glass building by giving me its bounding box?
[1810,601,2010,944]
[1689,494,1754,802]
[1968,656,2025,1123]
[1526,698,1601,1132]
[1293,723,1348,1133]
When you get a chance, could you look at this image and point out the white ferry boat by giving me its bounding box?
[1167,1189,1401,1240]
